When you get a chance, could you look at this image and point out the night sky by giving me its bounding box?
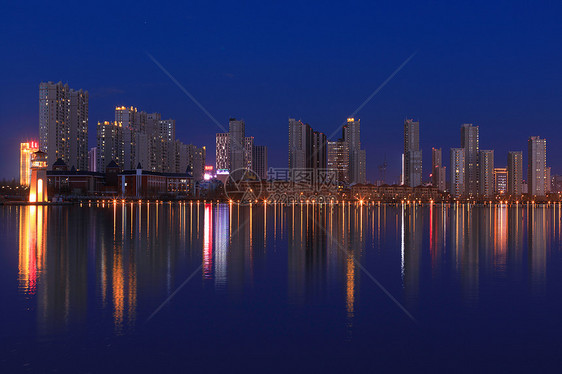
[1,1,561,182]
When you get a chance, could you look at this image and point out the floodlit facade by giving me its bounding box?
[493,167,507,195]
[216,132,230,170]
[29,151,48,203]
[244,136,254,170]
[20,141,39,186]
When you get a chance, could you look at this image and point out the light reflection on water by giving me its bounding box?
[8,202,559,339]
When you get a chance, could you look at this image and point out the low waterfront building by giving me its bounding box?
[47,158,116,196]
[118,163,194,199]
[350,183,443,202]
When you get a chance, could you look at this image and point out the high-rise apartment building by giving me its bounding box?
[244,136,254,171]
[431,147,446,191]
[450,148,465,198]
[186,144,206,180]
[546,166,552,193]
[39,81,88,169]
[216,132,230,170]
[460,123,479,197]
[288,118,328,171]
[216,122,263,175]
[159,119,176,172]
[311,130,327,170]
[288,118,309,170]
[478,150,494,198]
[20,141,39,186]
[289,117,363,184]
[252,145,268,180]
[146,112,161,171]
[343,118,366,184]
[96,121,123,173]
[404,119,422,187]
[69,89,89,170]
[552,175,562,193]
[493,167,507,195]
[507,151,523,197]
[175,142,205,179]
[528,136,547,197]
[229,119,246,171]
[115,106,141,170]
[327,140,349,184]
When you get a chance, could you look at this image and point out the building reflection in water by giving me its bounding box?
[528,205,548,291]
[18,206,45,296]
[14,202,560,337]
[203,204,213,279]
[214,204,229,289]
[402,203,423,304]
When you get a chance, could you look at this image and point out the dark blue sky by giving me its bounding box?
[1,0,561,182]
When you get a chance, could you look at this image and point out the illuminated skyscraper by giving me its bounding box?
[460,123,479,196]
[115,106,145,170]
[493,167,507,195]
[39,81,88,169]
[327,140,349,184]
[20,142,39,186]
[146,112,161,171]
[450,148,465,198]
[478,150,494,198]
[288,118,308,169]
[507,151,523,197]
[229,119,246,171]
[404,119,422,187]
[288,118,328,173]
[311,130,327,170]
[175,141,206,179]
[528,136,547,197]
[344,118,366,184]
[215,132,230,170]
[244,136,254,170]
[69,89,89,170]
[96,121,123,172]
[158,119,176,172]
[252,145,268,180]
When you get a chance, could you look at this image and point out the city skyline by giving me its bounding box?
[12,82,558,197]
[4,78,559,190]
[2,2,562,182]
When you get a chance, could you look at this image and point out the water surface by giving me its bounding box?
[2,203,562,372]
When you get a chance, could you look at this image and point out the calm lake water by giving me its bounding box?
[2,202,562,372]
